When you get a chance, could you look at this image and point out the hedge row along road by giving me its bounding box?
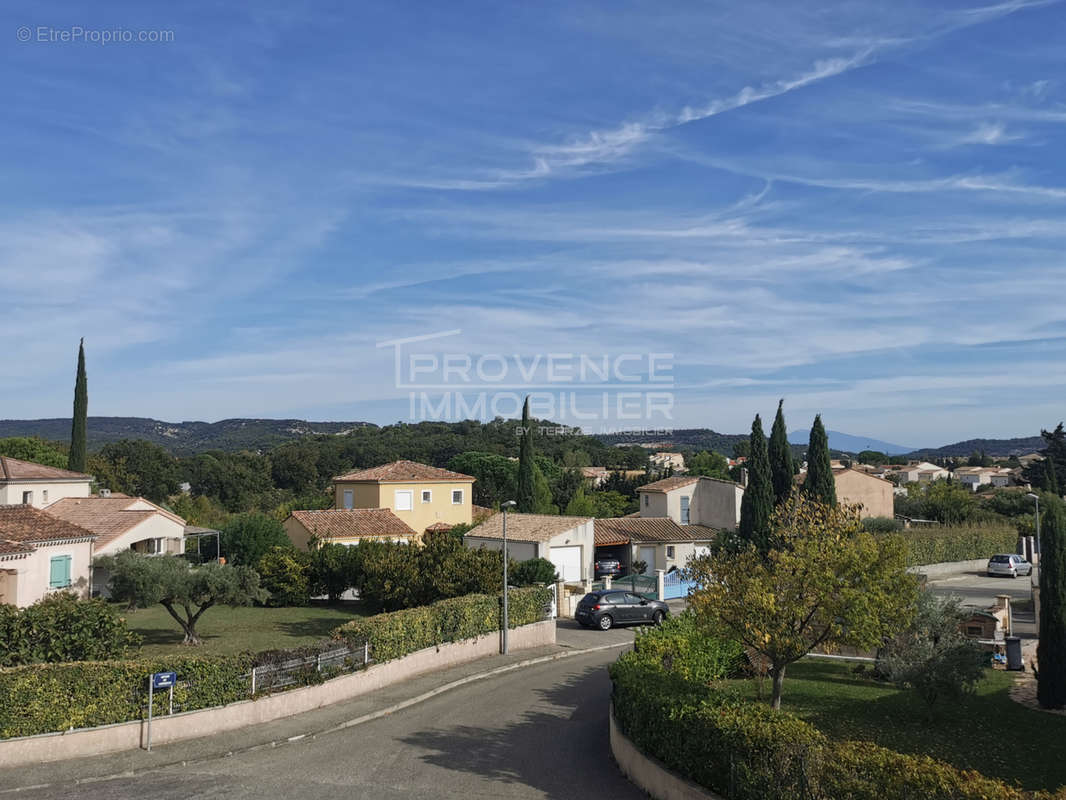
[5,647,641,800]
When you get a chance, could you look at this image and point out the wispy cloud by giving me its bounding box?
[957,121,1022,145]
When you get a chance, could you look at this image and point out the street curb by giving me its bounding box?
[0,640,631,794]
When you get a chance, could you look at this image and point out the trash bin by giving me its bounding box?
[1006,636,1024,671]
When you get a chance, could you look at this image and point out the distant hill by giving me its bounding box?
[0,417,372,455]
[907,436,1045,460]
[790,430,914,456]
[594,428,747,454]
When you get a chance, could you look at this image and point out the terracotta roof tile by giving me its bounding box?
[0,504,96,546]
[466,513,592,543]
[636,476,700,494]
[0,456,91,482]
[0,539,34,557]
[595,517,700,543]
[45,497,186,549]
[424,522,454,532]
[288,508,418,541]
[333,460,475,483]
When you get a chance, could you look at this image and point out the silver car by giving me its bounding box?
[986,553,1033,578]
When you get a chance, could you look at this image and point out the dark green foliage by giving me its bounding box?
[309,542,359,603]
[220,512,291,567]
[877,591,986,715]
[862,516,904,533]
[857,449,890,465]
[1038,496,1066,709]
[96,439,181,503]
[629,611,745,683]
[447,451,517,507]
[333,586,551,662]
[269,442,320,493]
[184,450,274,512]
[1045,456,1060,495]
[895,479,980,525]
[1023,424,1066,494]
[802,414,837,507]
[738,414,774,553]
[256,547,311,606]
[68,339,87,473]
[0,593,141,666]
[685,450,730,480]
[516,397,538,512]
[768,399,794,506]
[510,557,558,586]
[0,437,67,469]
[885,523,1017,566]
[99,553,267,644]
[351,540,422,611]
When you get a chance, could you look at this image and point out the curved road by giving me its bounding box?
[15,648,643,800]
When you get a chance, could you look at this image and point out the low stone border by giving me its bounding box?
[609,704,720,800]
[909,558,989,579]
[0,619,555,768]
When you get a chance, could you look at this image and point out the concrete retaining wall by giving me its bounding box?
[909,558,987,578]
[0,619,555,768]
[609,705,719,800]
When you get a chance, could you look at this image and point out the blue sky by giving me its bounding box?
[3,0,1065,447]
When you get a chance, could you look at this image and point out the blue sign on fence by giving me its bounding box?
[151,671,177,690]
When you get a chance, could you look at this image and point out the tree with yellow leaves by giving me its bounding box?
[688,495,917,709]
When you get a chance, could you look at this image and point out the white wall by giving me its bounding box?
[0,480,91,508]
[464,537,538,563]
[6,540,93,607]
[93,514,186,558]
[691,479,743,529]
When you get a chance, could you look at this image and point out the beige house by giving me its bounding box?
[886,462,950,483]
[0,504,96,607]
[0,457,91,508]
[637,475,744,530]
[832,468,894,518]
[284,508,418,550]
[594,517,715,575]
[331,460,475,534]
[464,513,594,583]
[45,495,187,558]
[649,452,686,472]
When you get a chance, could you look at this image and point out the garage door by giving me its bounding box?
[549,546,582,582]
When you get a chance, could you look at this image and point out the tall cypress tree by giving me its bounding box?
[802,414,836,506]
[1045,456,1060,497]
[768,399,794,507]
[516,397,536,513]
[1038,496,1066,709]
[738,414,774,553]
[68,338,88,473]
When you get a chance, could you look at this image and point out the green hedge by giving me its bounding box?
[610,647,1050,800]
[894,524,1018,566]
[630,612,744,684]
[0,654,252,739]
[333,586,551,662]
[0,593,141,666]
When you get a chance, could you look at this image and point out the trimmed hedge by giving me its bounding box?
[610,645,1058,800]
[0,654,252,739]
[333,586,551,662]
[630,612,744,684]
[894,524,1018,566]
[0,593,141,666]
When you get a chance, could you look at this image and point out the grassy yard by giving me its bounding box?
[115,602,372,657]
[725,659,1066,792]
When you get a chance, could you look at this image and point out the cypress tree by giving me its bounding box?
[68,339,88,473]
[802,414,837,507]
[738,414,774,553]
[768,398,794,507]
[516,397,536,513]
[1045,456,1060,497]
[1038,496,1066,709]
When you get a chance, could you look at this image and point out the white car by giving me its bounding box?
[986,553,1033,578]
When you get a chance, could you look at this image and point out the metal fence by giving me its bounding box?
[662,570,698,600]
[249,642,371,695]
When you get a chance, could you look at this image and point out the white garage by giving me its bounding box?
[464,513,595,584]
[549,546,582,582]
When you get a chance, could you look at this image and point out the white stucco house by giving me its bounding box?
[594,516,716,576]
[0,504,96,608]
[0,457,91,508]
[464,513,595,583]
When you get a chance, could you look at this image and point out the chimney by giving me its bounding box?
[99,488,111,498]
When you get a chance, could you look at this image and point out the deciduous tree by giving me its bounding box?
[220,512,291,567]
[689,496,916,709]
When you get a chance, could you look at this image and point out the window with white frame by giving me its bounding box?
[394,490,413,511]
[42,490,48,504]
[666,545,675,559]
[643,494,649,508]
[342,489,354,510]
[679,495,690,524]
[451,489,463,505]
[421,490,432,503]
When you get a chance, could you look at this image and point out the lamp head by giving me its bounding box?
[501,500,517,510]
[1027,493,1039,500]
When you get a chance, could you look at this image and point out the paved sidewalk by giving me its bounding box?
[1,635,633,793]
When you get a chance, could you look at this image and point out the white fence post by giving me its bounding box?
[251,666,257,696]
[656,569,665,600]
[363,641,369,666]
[604,575,612,590]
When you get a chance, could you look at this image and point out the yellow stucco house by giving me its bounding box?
[330,460,475,535]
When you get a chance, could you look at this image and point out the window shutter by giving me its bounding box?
[49,556,72,588]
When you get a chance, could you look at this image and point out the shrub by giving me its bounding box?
[0,593,141,667]
[333,586,551,662]
[511,557,558,586]
[862,516,903,533]
[309,542,357,603]
[892,524,1018,566]
[220,512,291,567]
[630,611,744,684]
[256,547,311,606]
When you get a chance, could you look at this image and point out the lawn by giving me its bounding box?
[115,601,372,657]
[725,659,1066,792]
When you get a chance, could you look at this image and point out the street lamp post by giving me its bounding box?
[500,500,517,654]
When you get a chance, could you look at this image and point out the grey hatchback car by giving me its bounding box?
[575,589,669,630]
[987,553,1033,578]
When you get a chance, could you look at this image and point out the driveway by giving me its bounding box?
[926,568,1037,637]
[8,648,643,800]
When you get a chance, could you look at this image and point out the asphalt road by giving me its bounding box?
[926,567,1038,636]
[12,646,643,800]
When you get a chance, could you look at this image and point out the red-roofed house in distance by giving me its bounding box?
[0,456,92,508]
